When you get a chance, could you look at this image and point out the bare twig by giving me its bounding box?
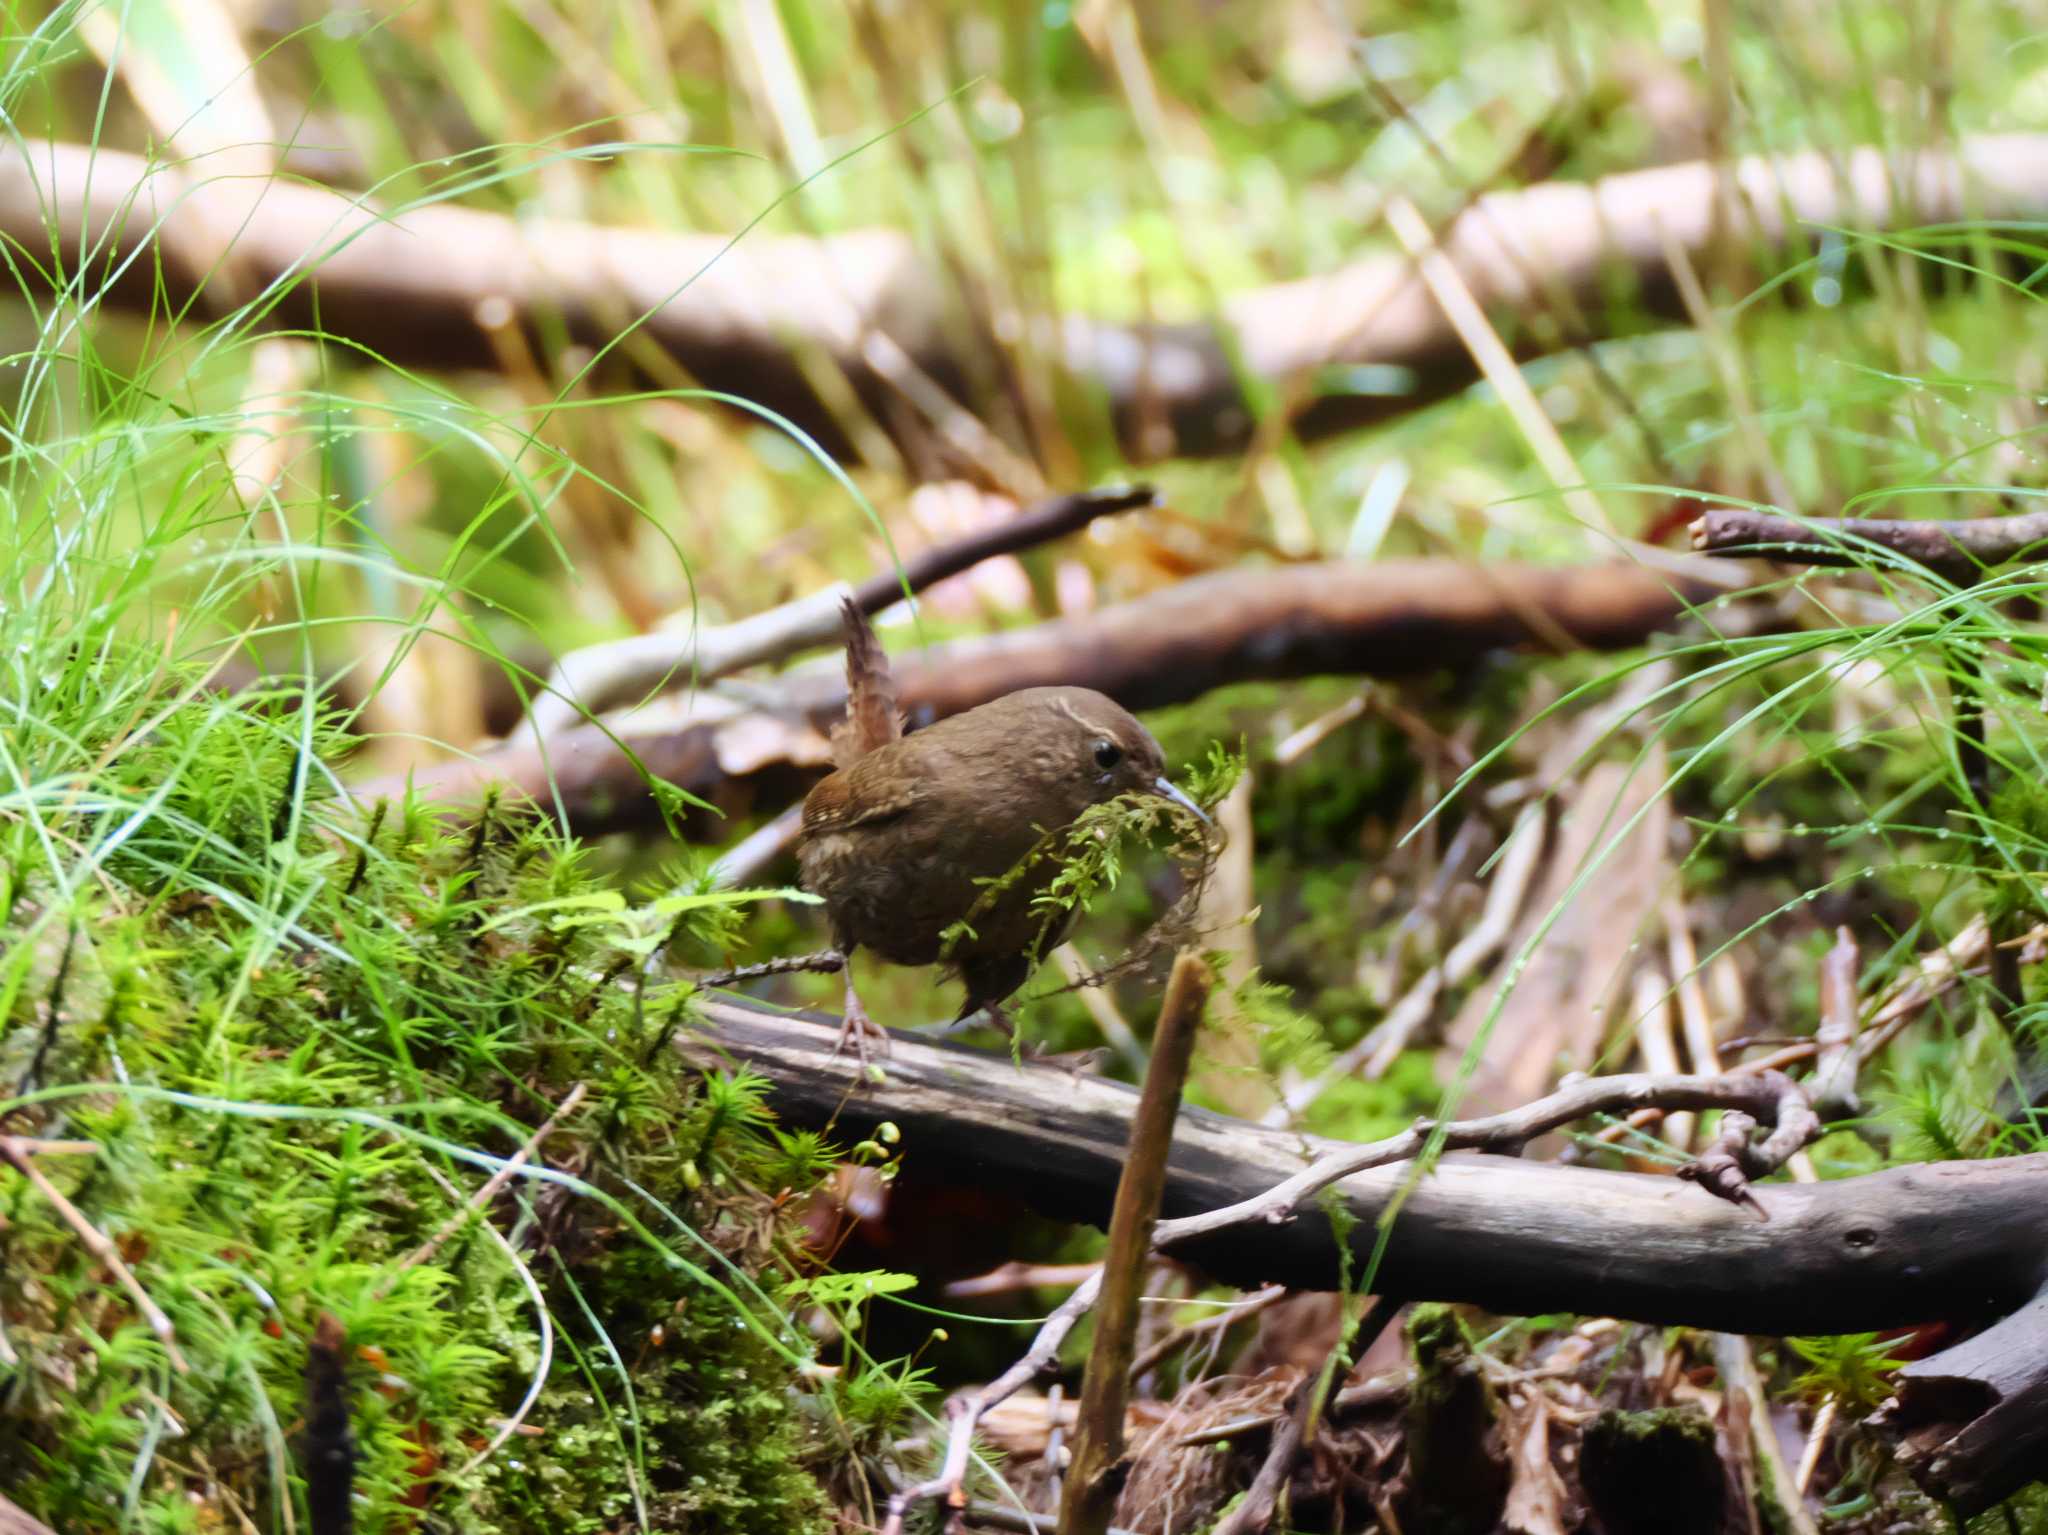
[525,486,1155,734]
[1165,1071,1818,1253]
[1212,1371,1317,1535]
[1691,504,2048,579]
[690,950,846,990]
[0,1134,187,1372]
[1126,1284,1289,1382]
[942,1261,1105,1300]
[879,1274,1105,1535]
[1794,1396,1838,1497]
[1064,954,1212,1535]
[385,1083,588,1286]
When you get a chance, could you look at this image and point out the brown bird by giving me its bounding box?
[798,597,1207,1061]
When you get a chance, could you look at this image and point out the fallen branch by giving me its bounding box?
[368,559,1721,833]
[19,137,2048,460]
[878,1277,1104,1535]
[1691,504,2048,579]
[680,995,2048,1334]
[524,485,1156,736]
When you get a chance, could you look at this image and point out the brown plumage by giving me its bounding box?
[800,600,1205,1060]
[794,597,1196,1056]
[830,597,899,769]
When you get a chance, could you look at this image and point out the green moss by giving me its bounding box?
[0,686,847,1533]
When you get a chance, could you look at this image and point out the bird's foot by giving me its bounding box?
[830,979,892,1070]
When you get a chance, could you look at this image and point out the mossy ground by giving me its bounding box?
[0,681,859,1532]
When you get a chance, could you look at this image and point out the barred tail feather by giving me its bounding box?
[832,595,900,768]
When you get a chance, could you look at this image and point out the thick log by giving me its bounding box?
[11,137,2048,460]
[372,558,1716,831]
[679,996,2048,1337]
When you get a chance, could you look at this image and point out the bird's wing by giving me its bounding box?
[800,760,925,834]
[830,595,901,769]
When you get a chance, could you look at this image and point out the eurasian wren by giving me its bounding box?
[798,597,1206,1060]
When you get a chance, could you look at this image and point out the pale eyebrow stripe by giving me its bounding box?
[1051,695,1114,737]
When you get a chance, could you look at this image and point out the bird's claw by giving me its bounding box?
[830,982,892,1070]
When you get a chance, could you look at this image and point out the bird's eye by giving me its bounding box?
[1093,739,1123,770]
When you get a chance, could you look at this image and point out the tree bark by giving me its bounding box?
[13,136,2048,462]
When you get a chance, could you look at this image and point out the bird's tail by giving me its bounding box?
[832,594,901,768]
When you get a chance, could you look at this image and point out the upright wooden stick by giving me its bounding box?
[1059,952,1210,1535]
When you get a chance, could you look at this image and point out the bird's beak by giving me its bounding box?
[1152,776,1211,825]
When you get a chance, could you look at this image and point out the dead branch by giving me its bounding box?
[1126,1284,1289,1382]
[689,950,845,989]
[1063,953,1210,1535]
[879,1275,1104,1535]
[382,1082,588,1287]
[1691,504,2048,578]
[368,559,1720,833]
[524,486,1156,736]
[19,137,2048,461]
[1214,1372,1319,1535]
[681,995,2048,1335]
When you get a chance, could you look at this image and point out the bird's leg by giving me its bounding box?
[831,971,892,1066]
